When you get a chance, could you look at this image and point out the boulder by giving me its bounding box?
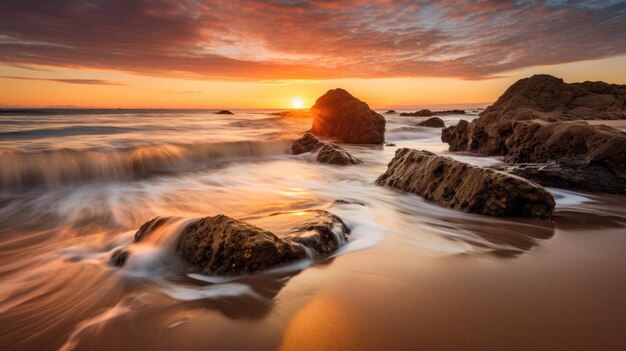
[215,110,234,115]
[400,109,433,117]
[384,110,397,114]
[376,148,555,217]
[441,74,626,193]
[292,132,324,155]
[417,117,445,128]
[310,88,386,144]
[316,144,363,165]
[117,211,350,275]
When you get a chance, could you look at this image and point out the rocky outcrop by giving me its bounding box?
[291,132,362,165]
[317,144,363,165]
[384,110,397,114]
[417,117,445,128]
[376,148,555,217]
[401,109,465,117]
[292,132,324,155]
[114,211,350,275]
[441,74,626,193]
[215,110,234,115]
[310,88,386,144]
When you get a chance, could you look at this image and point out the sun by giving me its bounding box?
[291,97,305,109]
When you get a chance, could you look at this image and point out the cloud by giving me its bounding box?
[0,76,123,85]
[0,0,624,80]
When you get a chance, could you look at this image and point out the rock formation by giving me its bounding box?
[401,109,465,117]
[291,132,362,165]
[384,110,397,114]
[112,210,350,275]
[417,117,445,128]
[215,110,234,115]
[317,144,363,165]
[376,148,555,217]
[441,74,626,193]
[310,88,386,144]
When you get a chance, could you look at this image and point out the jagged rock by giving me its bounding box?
[384,110,397,114]
[215,110,234,115]
[417,117,445,128]
[376,148,555,217]
[316,143,362,165]
[492,161,626,195]
[441,74,626,193]
[117,211,350,275]
[400,109,433,117]
[292,132,324,155]
[310,88,386,144]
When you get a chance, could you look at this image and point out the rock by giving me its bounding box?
[441,74,626,193]
[400,109,433,117]
[292,132,324,155]
[310,88,386,144]
[384,110,397,114]
[316,143,362,165]
[492,161,626,195]
[215,110,234,115]
[272,110,311,118]
[417,117,445,128]
[376,148,555,217]
[109,249,129,267]
[386,143,396,146]
[435,109,465,115]
[121,211,350,275]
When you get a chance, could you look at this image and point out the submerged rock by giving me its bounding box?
[310,88,386,144]
[215,110,234,115]
[114,211,350,275]
[376,148,555,217]
[292,132,324,155]
[441,74,626,193]
[417,117,445,128]
[316,144,363,165]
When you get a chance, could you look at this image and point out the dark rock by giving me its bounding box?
[376,148,555,217]
[434,109,466,115]
[215,110,234,115]
[310,88,386,144]
[384,110,397,114]
[115,211,350,275]
[492,161,626,195]
[316,143,362,165]
[292,132,324,155]
[417,117,445,128]
[333,199,367,206]
[400,109,433,117]
[386,143,396,146]
[109,249,129,267]
[272,110,311,118]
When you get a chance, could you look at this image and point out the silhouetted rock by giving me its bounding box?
[386,143,396,146]
[292,132,324,155]
[384,110,397,114]
[109,249,129,267]
[400,109,433,117]
[317,143,362,165]
[441,74,626,193]
[376,148,555,217]
[435,109,465,115]
[215,110,234,115]
[417,117,445,128]
[310,88,386,144]
[119,211,350,275]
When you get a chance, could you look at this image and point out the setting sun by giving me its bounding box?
[291,97,306,109]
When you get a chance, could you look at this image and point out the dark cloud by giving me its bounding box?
[1,76,123,85]
[0,0,624,80]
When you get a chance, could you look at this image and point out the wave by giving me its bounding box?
[0,125,138,140]
[0,139,291,190]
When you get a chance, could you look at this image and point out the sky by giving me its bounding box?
[0,0,625,109]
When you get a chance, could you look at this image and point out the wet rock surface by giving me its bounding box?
[115,211,350,275]
[417,117,445,128]
[376,148,555,217]
[441,74,626,193]
[291,132,324,155]
[310,88,386,144]
[316,144,363,165]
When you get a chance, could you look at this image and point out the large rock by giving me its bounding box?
[114,211,350,275]
[376,148,555,217]
[417,117,445,128]
[310,88,386,144]
[441,74,626,193]
[316,144,363,165]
